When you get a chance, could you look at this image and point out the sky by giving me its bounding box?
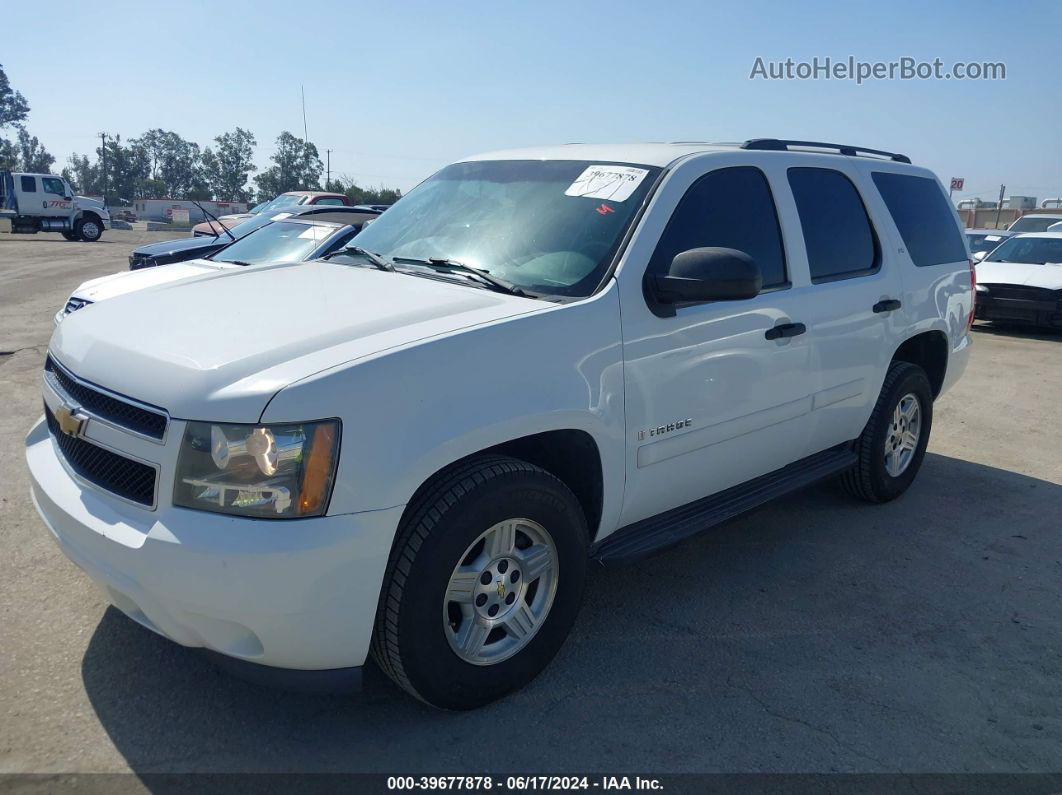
[4,0,1060,203]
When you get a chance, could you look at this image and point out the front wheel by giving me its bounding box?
[74,217,102,242]
[371,456,588,709]
[61,231,80,241]
[842,361,933,503]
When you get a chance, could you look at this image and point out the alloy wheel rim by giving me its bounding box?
[884,392,921,477]
[82,222,99,239]
[443,518,558,666]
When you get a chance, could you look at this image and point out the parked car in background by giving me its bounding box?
[191,191,353,237]
[1006,213,1062,234]
[58,208,380,323]
[965,228,1014,260]
[128,205,378,270]
[29,139,973,709]
[975,232,1062,328]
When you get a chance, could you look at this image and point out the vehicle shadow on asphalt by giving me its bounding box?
[973,322,1062,342]
[79,453,1062,778]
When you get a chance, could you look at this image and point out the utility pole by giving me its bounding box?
[326,149,331,187]
[994,184,1005,229]
[301,85,308,142]
[99,132,107,206]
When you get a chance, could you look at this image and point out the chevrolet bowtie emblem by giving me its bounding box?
[54,403,87,438]
[496,581,505,599]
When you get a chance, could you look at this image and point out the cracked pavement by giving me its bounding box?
[1,231,1060,775]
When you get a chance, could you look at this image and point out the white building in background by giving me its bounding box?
[132,199,249,222]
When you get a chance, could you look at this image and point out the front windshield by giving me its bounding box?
[226,211,295,240]
[211,221,338,265]
[1008,216,1062,233]
[966,232,1008,255]
[349,159,661,297]
[257,194,306,213]
[985,236,1062,264]
[247,202,266,215]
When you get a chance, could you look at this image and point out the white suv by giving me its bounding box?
[27,139,974,709]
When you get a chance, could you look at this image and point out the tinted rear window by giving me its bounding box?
[788,167,878,282]
[872,172,967,267]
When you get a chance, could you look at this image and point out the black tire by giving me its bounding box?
[371,455,588,710]
[61,231,80,241]
[842,361,933,503]
[74,216,102,242]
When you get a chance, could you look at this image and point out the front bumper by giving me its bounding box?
[975,290,1062,327]
[26,416,403,671]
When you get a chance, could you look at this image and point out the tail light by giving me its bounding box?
[966,258,977,332]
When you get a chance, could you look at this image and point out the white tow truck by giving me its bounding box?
[0,170,110,241]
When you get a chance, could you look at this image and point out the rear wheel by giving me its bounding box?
[74,216,102,242]
[371,455,588,709]
[842,361,933,503]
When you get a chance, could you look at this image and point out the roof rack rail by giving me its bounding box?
[740,138,911,164]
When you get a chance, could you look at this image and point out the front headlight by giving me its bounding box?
[173,420,340,518]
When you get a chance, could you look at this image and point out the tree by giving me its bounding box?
[0,64,29,130]
[202,127,256,201]
[327,174,403,206]
[16,126,54,173]
[0,138,16,170]
[130,129,206,198]
[91,134,151,204]
[254,131,322,199]
[62,153,98,194]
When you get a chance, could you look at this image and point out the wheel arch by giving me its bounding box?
[399,429,606,545]
[891,330,948,398]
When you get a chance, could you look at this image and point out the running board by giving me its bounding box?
[592,446,857,563]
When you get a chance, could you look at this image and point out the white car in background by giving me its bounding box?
[1006,213,1062,234]
[974,232,1062,329]
[55,210,378,324]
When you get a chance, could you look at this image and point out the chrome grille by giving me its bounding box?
[44,356,168,440]
[45,404,157,507]
[984,284,1061,304]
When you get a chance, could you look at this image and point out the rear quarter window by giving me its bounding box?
[787,167,878,282]
[872,172,967,267]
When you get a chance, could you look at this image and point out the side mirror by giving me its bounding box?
[647,247,762,315]
[972,250,988,262]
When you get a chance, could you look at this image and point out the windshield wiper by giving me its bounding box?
[221,260,255,267]
[322,246,395,272]
[392,256,526,296]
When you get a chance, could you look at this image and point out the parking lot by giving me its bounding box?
[1,230,1060,775]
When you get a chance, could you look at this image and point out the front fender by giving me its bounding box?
[262,285,626,533]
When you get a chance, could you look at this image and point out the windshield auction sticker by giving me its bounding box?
[564,165,649,202]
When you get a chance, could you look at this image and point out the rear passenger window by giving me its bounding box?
[20,176,36,193]
[872,172,968,267]
[788,168,878,282]
[649,166,787,289]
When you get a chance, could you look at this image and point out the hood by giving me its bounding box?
[133,236,225,257]
[50,260,544,422]
[976,260,1062,290]
[71,259,223,303]
[75,195,107,212]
